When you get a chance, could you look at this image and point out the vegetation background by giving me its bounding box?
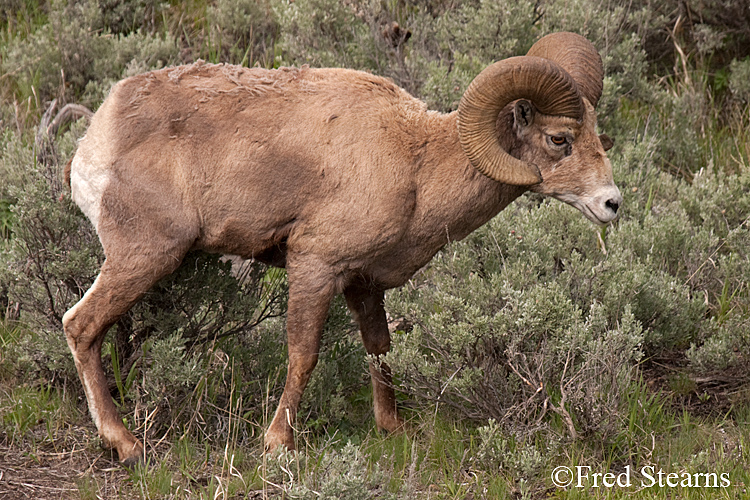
[1,0,750,498]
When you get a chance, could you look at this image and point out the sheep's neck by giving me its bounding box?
[412,110,527,245]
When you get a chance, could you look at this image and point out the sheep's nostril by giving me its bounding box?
[605,199,620,214]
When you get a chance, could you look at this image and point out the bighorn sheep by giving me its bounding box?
[63,32,622,465]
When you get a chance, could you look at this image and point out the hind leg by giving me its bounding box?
[63,247,188,465]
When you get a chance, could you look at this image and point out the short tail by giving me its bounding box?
[64,157,73,188]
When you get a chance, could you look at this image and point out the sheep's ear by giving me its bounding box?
[599,133,614,151]
[513,99,535,128]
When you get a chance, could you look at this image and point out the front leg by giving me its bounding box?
[344,285,404,434]
[264,259,336,452]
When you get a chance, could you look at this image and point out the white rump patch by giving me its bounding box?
[70,134,113,232]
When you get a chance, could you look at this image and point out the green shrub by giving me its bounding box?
[729,58,750,103]
[267,442,401,499]
[385,196,646,438]
[207,0,278,66]
[98,0,169,35]
[1,0,178,108]
[474,419,547,480]
[0,125,101,377]
[273,0,378,70]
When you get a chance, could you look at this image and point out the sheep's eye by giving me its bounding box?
[550,135,567,146]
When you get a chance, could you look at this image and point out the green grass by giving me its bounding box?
[0,381,81,460]
[0,381,746,499]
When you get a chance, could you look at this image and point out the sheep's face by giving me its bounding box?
[512,99,622,225]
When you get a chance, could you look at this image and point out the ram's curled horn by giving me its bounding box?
[458,56,583,186]
[526,31,604,108]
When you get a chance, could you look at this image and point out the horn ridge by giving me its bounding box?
[526,32,604,108]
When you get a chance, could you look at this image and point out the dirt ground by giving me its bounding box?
[0,438,125,500]
[0,414,138,500]
[0,422,269,499]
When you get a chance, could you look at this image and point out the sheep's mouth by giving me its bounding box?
[557,197,617,225]
[580,204,611,225]
[552,188,621,225]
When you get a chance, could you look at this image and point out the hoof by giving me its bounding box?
[118,442,145,468]
[264,427,295,453]
[264,442,292,455]
[375,412,405,435]
[122,454,145,469]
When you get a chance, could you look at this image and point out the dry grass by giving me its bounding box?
[0,422,274,499]
[0,423,127,500]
